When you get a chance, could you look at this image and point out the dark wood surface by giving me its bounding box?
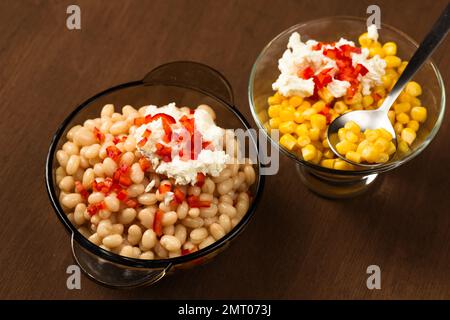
[1,0,449,299]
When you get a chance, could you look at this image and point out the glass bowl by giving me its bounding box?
[45,61,265,288]
[249,16,445,198]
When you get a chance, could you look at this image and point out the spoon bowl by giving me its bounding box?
[327,109,397,167]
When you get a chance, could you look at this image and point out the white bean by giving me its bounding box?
[138,193,157,205]
[102,234,123,248]
[101,104,114,118]
[66,155,80,175]
[210,223,226,240]
[160,235,181,251]
[119,208,137,225]
[61,193,82,209]
[141,229,157,250]
[127,224,142,245]
[199,236,215,250]
[102,157,117,177]
[73,127,96,146]
[59,176,75,192]
[130,163,144,184]
[217,178,233,195]
[82,168,95,189]
[176,201,189,219]
[218,202,237,218]
[174,224,187,244]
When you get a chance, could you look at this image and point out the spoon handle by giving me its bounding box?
[380,3,449,113]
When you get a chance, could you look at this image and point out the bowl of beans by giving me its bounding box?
[249,17,445,198]
[46,61,265,288]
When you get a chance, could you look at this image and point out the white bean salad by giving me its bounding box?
[55,103,256,259]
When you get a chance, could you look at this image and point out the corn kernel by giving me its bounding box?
[312,149,323,164]
[398,140,410,153]
[333,101,348,114]
[336,140,357,155]
[345,151,361,164]
[396,112,410,124]
[398,92,411,103]
[378,128,393,140]
[361,145,379,163]
[410,106,427,122]
[268,95,282,105]
[302,107,318,120]
[300,100,311,110]
[279,109,294,122]
[381,75,392,89]
[318,88,334,104]
[334,159,354,170]
[388,110,396,124]
[295,123,310,136]
[309,127,321,141]
[344,121,361,134]
[410,97,421,106]
[322,139,330,149]
[384,56,402,68]
[382,42,397,56]
[344,92,363,105]
[361,95,374,108]
[281,99,289,107]
[268,104,282,118]
[369,46,385,58]
[323,149,334,159]
[301,144,317,161]
[407,120,419,132]
[312,100,327,112]
[279,133,297,150]
[398,61,408,74]
[374,137,389,152]
[394,102,411,114]
[394,122,404,134]
[279,121,296,134]
[269,117,280,129]
[405,81,422,97]
[297,135,311,148]
[338,128,347,141]
[345,131,360,143]
[356,140,370,154]
[289,96,303,107]
[293,111,304,124]
[310,114,327,130]
[376,153,389,163]
[401,128,417,145]
[387,142,396,155]
[321,159,335,168]
[358,32,372,47]
[364,129,379,142]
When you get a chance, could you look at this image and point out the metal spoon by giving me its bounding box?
[327,4,449,167]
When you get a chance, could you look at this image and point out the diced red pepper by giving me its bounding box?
[86,201,106,216]
[202,141,213,150]
[93,127,105,143]
[181,248,193,256]
[372,92,382,102]
[354,63,368,76]
[195,172,206,187]
[153,210,164,237]
[137,137,148,148]
[314,68,333,89]
[312,42,323,51]
[112,135,127,145]
[134,117,146,126]
[174,187,185,203]
[158,183,172,194]
[142,129,152,138]
[179,115,195,135]
[161,118,172,143]
[106,145,122,161]
[138,157,152,171]
[92,177,113,194]
[155,143,172,162]
[297,66,314,80]
[149,113,176,124]
[187,195,211,208]
[116,189,128,201]
[75,181,89,199]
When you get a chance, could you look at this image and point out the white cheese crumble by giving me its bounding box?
[272,26,386,98]
[134,103,229,186]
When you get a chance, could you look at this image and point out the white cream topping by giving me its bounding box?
[272,26,386,98]
[134,103,229,185]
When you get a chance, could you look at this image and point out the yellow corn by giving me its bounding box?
[398,140,410,153]
[309,127,321,141]
[346,151,361,164]
[345,131,360,144]
[302,107,318,120]
[269,117,280,129]
[407,120,419,132]
[394,102,411,114]
[384,56,402,68]
[358,32,372,47]
[289,96,303,107]
[410,106,427,122]
[334,159,354,170]
[279,133,297,150]
[279,121,296,134]
[344,121,361,134]
[362,95,374,108]
[334,101,348,114]
[323,149,335,159]
[396,112,410,124]
[394,122,404,135]
[321,159,335,169]
[301,144,317,161]
[268,95,282,105]
[369,46,385,58]
[401,128,417,145]
[382,42,397,56]
[336,140,357,155]
[268,104,282,118]
[405,81,422,97]
[398,61,408,74]
[374,137,390,152]
[318,88,334,104]
[312,100,327,112]
[297,135,311,148]
[295,123,310,136]
[388,110,396,124]
[361,145,379,163]
[310,114,327,130]
[279,109,295,122]
[387,142,396,155]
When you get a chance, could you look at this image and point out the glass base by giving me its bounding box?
[71,234,170,288]
[296,164,379,199]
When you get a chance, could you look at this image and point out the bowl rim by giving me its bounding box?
[45,63,266,269]
[248,16,446,175]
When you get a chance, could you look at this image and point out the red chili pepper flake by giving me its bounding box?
[86,201,106,216]
[116,189,128,201]
[106,145,122,161]
[142,129,152,138]
[187,195,211,208]
[75,181,89,199]
[297,66,314,80]
[155,143,172,162]
[93,127,105,143]
[153,210,164,237]
[138,157,152,171]
[137,137,148,148]
[174,187,185,203]
[195,172,206,187]
[158,182,172,195]
[134,117,146,126]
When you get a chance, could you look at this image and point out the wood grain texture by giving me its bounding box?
[0,0,448,299]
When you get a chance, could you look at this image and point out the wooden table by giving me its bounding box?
[1,0,448,300]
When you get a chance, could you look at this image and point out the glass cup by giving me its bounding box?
[249,17,445,198]
[46,61,265,288]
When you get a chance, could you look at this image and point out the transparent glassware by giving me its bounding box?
[249,17,445,198]
[46,61,265,288]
